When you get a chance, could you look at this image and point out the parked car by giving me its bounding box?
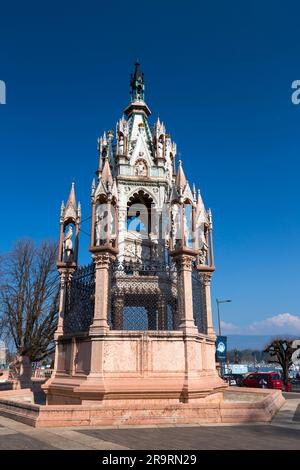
[242,372,283,390]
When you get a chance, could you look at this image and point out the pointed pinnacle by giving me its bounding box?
[67,181,76,207]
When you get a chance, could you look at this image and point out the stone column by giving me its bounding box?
[90,252,116,335]
[77,250,116,394]
[106,199,112,245]
[55,269,71,338]
[199,271,215,337]
[58,222,64,263]
[174,254,198,334]
[52,268,75,376]
[208,226,214,267]
[90,201,96,247]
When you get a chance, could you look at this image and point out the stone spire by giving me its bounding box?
[58,181,81,266]
[61,181,80,223]
[130,60,144,102]
[66,181,76,210]
[196,188,208,252]
[101,157,113,188]
[175,160,187,190]
[197,188,204,210]
[124,62,151,118]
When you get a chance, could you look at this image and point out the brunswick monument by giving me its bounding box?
[45,62,225,412]
[0,64,284,426]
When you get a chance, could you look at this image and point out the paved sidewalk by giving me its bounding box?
[0,415,129,450]
[0,395,300,450]
[271,398,300,431]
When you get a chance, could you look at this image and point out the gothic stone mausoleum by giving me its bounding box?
[44,63,228,423]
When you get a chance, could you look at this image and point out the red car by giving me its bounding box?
[242,372,283,390]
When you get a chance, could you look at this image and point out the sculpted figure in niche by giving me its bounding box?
[95,213,101,245]
[118,134,124,155]
[95,205,114,245]
[171,204,180,248]
[136,242,142,260]
[158,138,163,158]
[199,245,208,265]
[63,226,73,260]
[184,214,190,247]
[134,160,147,177]
[151,238,159,260]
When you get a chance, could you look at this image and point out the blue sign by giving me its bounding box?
[216,336,227,361]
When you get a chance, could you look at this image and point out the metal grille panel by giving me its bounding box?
[63,260,207,335]
[192,268,206,334]
[64,263,95,334]
[108,260,180,331]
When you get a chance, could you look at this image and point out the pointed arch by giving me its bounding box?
[126,189,155,236]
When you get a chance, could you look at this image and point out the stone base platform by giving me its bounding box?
[0,387,285,428]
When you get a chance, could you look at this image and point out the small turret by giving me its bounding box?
[57,182,81,267]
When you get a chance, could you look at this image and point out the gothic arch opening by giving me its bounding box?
[127,190,153,236]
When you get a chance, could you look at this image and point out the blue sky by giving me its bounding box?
[0,1,299,334]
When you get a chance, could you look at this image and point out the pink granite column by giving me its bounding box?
[53,268,75,374]
[76,251,116,396]
[55,269,70,337]
[90,252,116,335]
[174,254,198,334]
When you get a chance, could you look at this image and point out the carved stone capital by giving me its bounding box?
[199,271,213,286]
[174,254,194,272]
[93,252,116,270]
[58,267,75,285]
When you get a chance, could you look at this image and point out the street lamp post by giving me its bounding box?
[216,298,232,378]
[216,298,232,336]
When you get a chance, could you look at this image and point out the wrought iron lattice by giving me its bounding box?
[64,263,95,334]
[62,259,207,335]
[192,268,207,334]
[108,259,180,331]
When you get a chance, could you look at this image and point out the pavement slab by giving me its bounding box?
[78,425,300,450]
[292,404,300,422]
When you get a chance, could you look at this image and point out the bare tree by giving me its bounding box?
[0,239,59,362]
[264,338,300,389]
